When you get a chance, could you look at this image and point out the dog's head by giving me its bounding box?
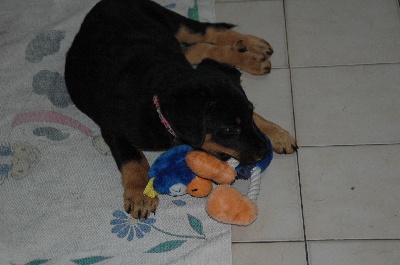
[161,60,271,164]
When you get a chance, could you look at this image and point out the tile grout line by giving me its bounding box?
[287,61,400,69]
[307,238,400,242]
[216,0,282,3]
[296,142,400,149]
[232,240,308,245]
[282,1,310,265]
[231,238,400,245]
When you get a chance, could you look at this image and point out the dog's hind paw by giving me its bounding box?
[239,35,273,58]
[234,49,272,75]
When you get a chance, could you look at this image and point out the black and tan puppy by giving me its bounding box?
[65,0,297,219]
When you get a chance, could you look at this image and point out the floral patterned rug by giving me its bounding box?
[0,0,232,264]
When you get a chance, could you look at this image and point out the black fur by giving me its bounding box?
[65,0,269,168]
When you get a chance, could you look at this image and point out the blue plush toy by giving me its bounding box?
[146,145,196,197]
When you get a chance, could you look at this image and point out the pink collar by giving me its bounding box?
[153,95,177,138]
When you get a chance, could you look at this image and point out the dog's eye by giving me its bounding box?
[217,126,241,137]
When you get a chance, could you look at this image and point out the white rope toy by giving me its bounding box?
[226,158,262,202]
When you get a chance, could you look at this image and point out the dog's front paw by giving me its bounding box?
[270,130,297,154]
[124,187,159,219]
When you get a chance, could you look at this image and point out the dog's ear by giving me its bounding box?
[160,85,210,148]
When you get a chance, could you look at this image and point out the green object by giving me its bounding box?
[71,256,112,265]
[188,0,199,21]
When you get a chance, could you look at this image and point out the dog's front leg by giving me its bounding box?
[121,158,159,219]
[102,133,159,219]
[253,113,297,154]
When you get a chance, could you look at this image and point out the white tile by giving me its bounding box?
[216,0,276,2]
[232,154,304,242]
[216,0,256,2]
[242,69,295,136]
[215,1,288,68]
[285,0,400,67]
[233,68,300,242]
[233,242,307,265]
[308,240,400,265]
[291,64,400,146]
[299,145,400,240]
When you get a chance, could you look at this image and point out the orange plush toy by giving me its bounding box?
[185,151,259,226]
[144,144,268,226]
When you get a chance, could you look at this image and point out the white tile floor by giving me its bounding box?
[215,0,400,264]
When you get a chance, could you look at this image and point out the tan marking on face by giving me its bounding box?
[201,134,240,160]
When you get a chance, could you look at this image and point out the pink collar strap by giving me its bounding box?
[153,95,177,138]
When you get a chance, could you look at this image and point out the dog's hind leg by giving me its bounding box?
[176,23,273,75]
[102,133,159,219]
[203,27,273,58]
[176,25,273,59]
[183,42,271,75]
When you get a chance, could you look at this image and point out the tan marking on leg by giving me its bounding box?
[184,43,271,75]
[204,28,241,45]
[204,28,273,57]
[183,43,233,65]
[175,26,204,44]
[121,158,159,219]
[253,113,297,154]
[175,26,273,58]
[175,26,241,46]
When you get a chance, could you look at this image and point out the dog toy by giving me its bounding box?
[143,138,272,226]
